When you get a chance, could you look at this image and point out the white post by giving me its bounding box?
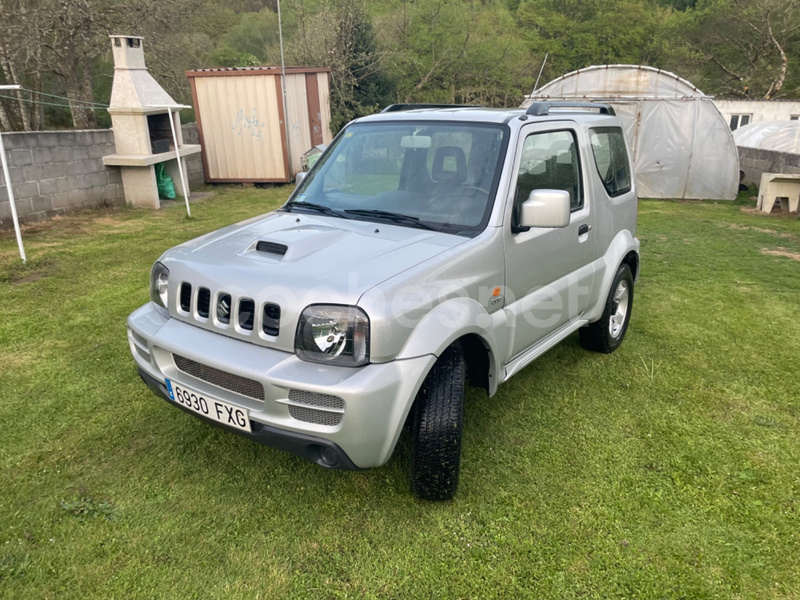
[532,52,549,96]
[167,109,191,217]
[0,84,26,263]
[149,104,192,217]
[277,0,291,171]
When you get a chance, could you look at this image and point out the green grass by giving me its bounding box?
[1,187,799,599]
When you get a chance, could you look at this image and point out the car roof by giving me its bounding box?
[354,105,619,127]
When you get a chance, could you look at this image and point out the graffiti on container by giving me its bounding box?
[232,109,266,144]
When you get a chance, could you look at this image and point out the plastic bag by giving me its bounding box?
[155,163,176,200]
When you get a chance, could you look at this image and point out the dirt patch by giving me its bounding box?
[740,206,800,220]
[0,206,134,239]
[11,272,47,285]
[724,221,800,241]
[728,223,779,234]
[761,247,800,261]
[0,256,54,285]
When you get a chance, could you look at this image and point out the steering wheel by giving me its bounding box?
[431,185,489,203]
[428,185,490,223]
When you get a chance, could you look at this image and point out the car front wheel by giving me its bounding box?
[410,344,466,501]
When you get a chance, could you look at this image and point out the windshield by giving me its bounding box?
[287,121,508,236]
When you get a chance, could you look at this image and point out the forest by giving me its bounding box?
[1,0,798,133]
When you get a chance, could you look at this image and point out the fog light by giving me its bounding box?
[320,446,339,466]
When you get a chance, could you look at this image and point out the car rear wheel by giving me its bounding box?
[579,263,634,354]
[410,344,466,501]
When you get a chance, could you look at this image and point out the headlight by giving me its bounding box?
[295,305,369,367]
[149,262,169,309]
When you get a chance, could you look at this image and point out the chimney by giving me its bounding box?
[108,35,177,110]
[103,35,201,209]
[111,35,146,70]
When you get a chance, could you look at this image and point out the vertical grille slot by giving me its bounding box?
[217,293,232,324]
[238,298,255,330]
[197,287,210,318]
[179,283,192,312]
[262,303,281,336]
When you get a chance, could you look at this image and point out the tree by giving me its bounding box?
[377,0,533,106]
[0,0,235,131]
[0,0,46,130]
[515,0,674,86]
[674,0,800,98]
[286,0,395,132]
[204,8,280,66]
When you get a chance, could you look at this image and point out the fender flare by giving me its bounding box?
[584,229,640,323]
[395,297,507,396]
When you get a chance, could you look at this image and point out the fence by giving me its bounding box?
[0,124,203,229]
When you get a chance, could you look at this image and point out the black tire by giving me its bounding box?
[579,263,634,354]
[410,345,466,501]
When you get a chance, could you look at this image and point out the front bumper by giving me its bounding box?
[127,303,436,469]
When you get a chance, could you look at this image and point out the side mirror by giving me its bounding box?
[295,172,307,188]
[519,189,571,229]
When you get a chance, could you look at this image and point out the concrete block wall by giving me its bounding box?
[181,123,205,187]
[0,129,123,228]
[0,123,205,229]
[739,146,800,186]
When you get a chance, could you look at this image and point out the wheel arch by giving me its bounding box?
[395,297,504,397]
[461,333,495,397]
[622,249,640,282]
[584,230,640,323]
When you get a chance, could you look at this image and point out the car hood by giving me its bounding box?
[168,211,465,297]
[160,211,467,351]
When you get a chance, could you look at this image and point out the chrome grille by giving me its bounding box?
[288,389,344,410]
[288,405,343,426]
[177,283,282,339]
[173,354,265,401]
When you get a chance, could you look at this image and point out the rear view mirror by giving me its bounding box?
[401,135,432,149]
[295,172,307,188]
[519,189,570,228]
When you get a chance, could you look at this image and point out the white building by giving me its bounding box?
[714,100,800,131]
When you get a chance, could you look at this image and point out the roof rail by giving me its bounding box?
[525,101,616,117]
[381,103,479,113]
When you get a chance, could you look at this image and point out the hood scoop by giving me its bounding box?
[242,226,351,263]
[256,240,288,257]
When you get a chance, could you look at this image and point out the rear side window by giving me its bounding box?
[589,127,632,197]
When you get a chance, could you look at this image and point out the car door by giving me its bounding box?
[503,123,597,358]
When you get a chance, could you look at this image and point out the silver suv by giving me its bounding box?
[128,102,640,500]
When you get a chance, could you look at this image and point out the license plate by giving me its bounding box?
[165,379,251,433]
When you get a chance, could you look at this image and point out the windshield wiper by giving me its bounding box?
[344,209,436,231]
[284,201,347,218]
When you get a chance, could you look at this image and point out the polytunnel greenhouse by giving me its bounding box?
[522,65,739,200]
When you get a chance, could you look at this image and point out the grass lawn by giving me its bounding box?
[1,187,799,599]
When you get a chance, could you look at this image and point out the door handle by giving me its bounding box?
[578,224,591,236]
